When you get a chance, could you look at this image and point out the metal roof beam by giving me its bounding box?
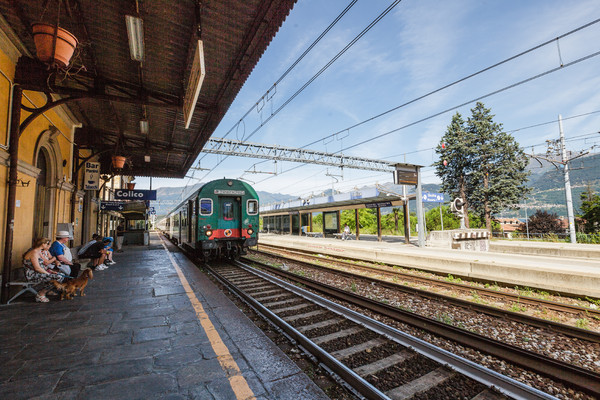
[202,137,396,172]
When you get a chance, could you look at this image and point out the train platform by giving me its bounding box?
[0,232,328,400]
[258,233,600,298]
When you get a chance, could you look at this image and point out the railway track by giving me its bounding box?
[237,257,600,399]
[207,260,557,400]
[254,244,600,337]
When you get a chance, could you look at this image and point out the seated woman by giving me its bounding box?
[23,238,65,302]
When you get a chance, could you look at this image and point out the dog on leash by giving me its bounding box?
[51,269,93,300]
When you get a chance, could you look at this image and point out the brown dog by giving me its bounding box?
[51,269,93,300]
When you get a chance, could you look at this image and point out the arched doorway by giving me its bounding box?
[33,148,51,239]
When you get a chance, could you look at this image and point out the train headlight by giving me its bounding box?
[247,228,254,235]
[205,230,213,237]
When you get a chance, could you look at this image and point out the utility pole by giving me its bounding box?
[558,115,577,243]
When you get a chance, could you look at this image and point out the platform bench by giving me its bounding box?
[305,232,323,238]
[333,233,355,240]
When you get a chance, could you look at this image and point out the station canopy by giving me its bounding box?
[1,0,297,177]
[261,187,418,216]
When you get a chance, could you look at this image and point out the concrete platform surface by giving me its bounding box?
[259,234,600,298]
[0,232,328,400]
[489,240,600,259]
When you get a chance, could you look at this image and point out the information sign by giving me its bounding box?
[100,201,124,211]
[394,163,420,185]
[365,201,392,208]
[422,193,445,203]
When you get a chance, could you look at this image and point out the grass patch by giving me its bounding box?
[576,318,589,329]
[509,302,527,312]
[445,274,462,284]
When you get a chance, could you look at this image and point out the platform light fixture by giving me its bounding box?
[139,119,149,134]
[144,155,151,163]
[125,15,145,62]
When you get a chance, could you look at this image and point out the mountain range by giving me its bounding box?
[151,153,599,219]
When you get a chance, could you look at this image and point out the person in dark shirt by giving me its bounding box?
[79,237,111,271]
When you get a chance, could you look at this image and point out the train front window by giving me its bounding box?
[200,199,213,215]
[222,202,234,220]
[247,199,258,215]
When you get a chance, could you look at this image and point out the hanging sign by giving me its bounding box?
[84,162,100,190]
[114,189,157,200]
[100,201,125,211]
[394,163,419,185]
[365,201,392,208]
[183,39,206,129]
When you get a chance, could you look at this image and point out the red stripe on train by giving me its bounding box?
[209,229,253,239]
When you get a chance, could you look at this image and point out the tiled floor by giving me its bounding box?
[0,233,327,400]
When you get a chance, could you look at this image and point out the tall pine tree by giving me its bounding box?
[435,103,530,230]
[468,103,530,230]
[434,112,475,227]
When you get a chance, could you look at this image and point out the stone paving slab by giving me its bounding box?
[0,233,328,400]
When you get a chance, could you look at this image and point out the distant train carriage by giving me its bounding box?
[159,178,259,259]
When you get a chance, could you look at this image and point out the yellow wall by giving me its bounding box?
[0,43,83,274]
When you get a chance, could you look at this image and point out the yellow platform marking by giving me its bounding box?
[159,235,255,400]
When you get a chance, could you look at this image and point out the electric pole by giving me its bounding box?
[558,115,577,243]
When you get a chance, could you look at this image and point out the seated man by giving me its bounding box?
[79,237,111,271]
[49,231,80,278]
[77,233,100,258]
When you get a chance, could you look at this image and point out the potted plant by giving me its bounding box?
[32,23,78,68]
[31,0,78,68]
[112,155,126,169]
[127,179,136,190]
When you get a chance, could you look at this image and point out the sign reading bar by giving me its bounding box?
[83,162,100,190]
[183,39,206,129]
[114,189,157,200]
[100,201,124,211]
[365,201,392,209]
[422,193,445,203]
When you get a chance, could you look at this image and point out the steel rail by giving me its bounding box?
[256,244,600,319]
[248,249,600,343]
[205,261,390,400]
[245,259,600,398]
[228,260,557,400]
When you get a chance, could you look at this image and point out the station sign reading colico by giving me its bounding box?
[114,189,157,200]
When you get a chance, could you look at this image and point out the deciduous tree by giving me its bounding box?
[518,209,562,234]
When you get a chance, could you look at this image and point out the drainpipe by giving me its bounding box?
[1,86,22,304]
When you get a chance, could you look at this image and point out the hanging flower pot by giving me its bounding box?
[112,156,126,169]
[32,23,78,68]
[127,182,136,190]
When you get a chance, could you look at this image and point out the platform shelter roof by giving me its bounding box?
[1,0,297,178]
[261,187,417,216]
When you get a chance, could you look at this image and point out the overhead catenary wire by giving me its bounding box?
[192,0,403,186]
[338,49,600,153]
[179,0,360,198]
[189,16,600,196]
[245,18,600,182]
[254,49,600,186]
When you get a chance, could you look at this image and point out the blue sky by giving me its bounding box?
[138,0,600,199]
